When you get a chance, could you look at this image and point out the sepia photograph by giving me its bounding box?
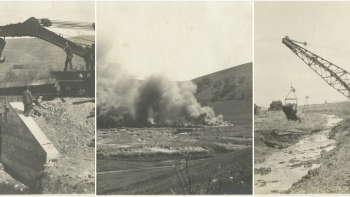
[96,1,252,195]
[0,1,95,194]
[255,1,350,195]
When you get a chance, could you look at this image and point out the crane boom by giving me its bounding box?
[282,36,350,99]
[0,17,94,66]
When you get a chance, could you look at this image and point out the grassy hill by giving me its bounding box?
[191,63,252,125]
[0,35,95,78]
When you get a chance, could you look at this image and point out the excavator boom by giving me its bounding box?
[0,17,94,65]
[282,36,350,99]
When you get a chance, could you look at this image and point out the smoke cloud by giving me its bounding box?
[97,63,229,128]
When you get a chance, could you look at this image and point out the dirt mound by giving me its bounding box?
[30,97,95,194]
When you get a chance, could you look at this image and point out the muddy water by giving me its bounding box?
[254,115,342,194]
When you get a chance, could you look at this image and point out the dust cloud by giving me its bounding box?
[97,63,229,128]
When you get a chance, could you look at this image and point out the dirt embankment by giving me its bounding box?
[27,97,95,194]
[255,106,350,194]
[254,112,327,165]
[284,119,350,194]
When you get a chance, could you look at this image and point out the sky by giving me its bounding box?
[255,2,350,107]
[0,1,95,38]
[97,1,252,81]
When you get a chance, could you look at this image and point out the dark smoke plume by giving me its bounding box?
[97,63,229,128]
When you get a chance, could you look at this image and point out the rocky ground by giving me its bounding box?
[27,97,95,194]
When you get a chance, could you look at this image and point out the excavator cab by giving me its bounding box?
[0,38,6,63]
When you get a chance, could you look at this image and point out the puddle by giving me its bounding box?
[254,115,342,194]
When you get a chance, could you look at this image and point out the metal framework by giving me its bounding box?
[282,36,350,99]
[302,96,309,114]
[285,85,297,105]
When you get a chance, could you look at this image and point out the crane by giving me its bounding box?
[285,84,297,105]
[0,17,95,97]
[0,17,95,68]
[282,36,350,99]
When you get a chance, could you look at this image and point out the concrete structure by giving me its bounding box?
[0,102,59,181]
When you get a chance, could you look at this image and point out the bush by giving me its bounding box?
[212,90,221,102]
[226,92,236,101]
[239,93,245,101]
[212,80,222,89]
[269,100,283,111]
[220,83,237,98]
[224,77,230,84]
[238,77,245,84]
[196,77,213,94]
[202,76,212,86]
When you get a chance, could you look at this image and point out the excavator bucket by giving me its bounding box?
[0,38,6,63]
[282,104,301,123]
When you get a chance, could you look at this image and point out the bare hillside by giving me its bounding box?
[192,63,252,125]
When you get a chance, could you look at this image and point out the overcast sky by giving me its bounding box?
[97,1,252,81]
[0,1,95,38]
[255,1,350,107]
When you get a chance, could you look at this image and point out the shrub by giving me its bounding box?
[238,77,245,84]
[212,80,222,89]
[220,83,237,98]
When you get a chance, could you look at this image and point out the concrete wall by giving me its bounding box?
[0,102,59,181]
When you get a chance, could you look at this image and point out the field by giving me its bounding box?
[97,125,252,194]
[254,102,350,194]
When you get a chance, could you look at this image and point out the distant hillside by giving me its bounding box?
[0,35,95,76]
[191,63,253,125]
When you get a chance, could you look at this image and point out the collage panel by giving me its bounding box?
[6,1,350,196]
[96,1,253,195]
[255,1,350,195]
[0,1,95,194]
